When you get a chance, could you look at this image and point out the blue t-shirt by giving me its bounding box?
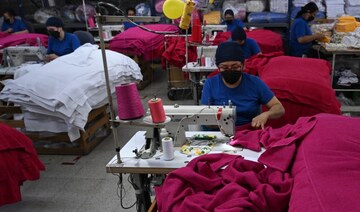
[201,73,274,126]
[47,32,80,56]
[124,22,139,30]
[290,17,312,57]
[1,18,27,33]
[241,38,261,59]
[222,19,245,32]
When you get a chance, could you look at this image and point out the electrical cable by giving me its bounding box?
[97,2,179,35]
[112,173,137,210]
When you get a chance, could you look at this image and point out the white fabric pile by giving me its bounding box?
[0,44,142,140]
[270,0,288,13]
[293,0,326,12]
[325,0,345,18]
[336,69,359,86]
[246,0,267,12]
[345,0,360,17]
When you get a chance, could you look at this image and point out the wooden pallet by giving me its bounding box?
[0,105,110,155]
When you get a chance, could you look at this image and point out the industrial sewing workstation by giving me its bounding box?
[1,0,360,211]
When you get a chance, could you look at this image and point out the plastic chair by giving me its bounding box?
[73,30,96,45]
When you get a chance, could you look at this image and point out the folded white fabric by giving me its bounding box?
[0,44,142,140]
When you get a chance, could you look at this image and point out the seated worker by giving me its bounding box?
[201,42,285,129]
[1,8,28,34]
[45,17,80,62]
[124,7,139,30]
[290,2,325,57]
[221,9,245,32]
[231,26,261,59]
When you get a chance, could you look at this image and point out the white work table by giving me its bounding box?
[106,131,264,175]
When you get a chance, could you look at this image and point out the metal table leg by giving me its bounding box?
[131,174,151,212]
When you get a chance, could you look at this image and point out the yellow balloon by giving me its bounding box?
[163,0,185,19]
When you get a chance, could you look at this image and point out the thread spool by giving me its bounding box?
[179,0,196,30]
[191,10,202,43]
[116,83,145,120]
[148,97,166,123]
[162,137,174,161]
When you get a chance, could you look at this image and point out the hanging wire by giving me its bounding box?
[97,1,179,35]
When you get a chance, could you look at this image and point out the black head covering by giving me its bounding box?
[45,17,64,28]
[231,26,247,41]
[224,9,234,17]
[215,41,245,65]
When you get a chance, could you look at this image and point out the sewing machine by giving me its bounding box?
[202,24,227,39]
[164,105,236,146]
[1,45,46,67]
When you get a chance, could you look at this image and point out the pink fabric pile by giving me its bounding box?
[109,24,179,61]
[155,153,293,212]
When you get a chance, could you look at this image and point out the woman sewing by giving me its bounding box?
[45,17,80,62]
[231,26,261,59]
[221,9,245,32]
[1,8,28,34]
[201,42,285,129]
[290,2,324,57]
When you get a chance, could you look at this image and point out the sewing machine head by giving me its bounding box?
[163,104,236,147]
[202,25,227,36]
[2,45,47,67]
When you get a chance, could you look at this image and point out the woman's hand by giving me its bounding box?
[45,54,58,62]
[251,112,269,130]
[314,33,325,41]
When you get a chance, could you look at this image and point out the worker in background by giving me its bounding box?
[231,26,261,59]
[290,2,324,57]
[221,9,245,32]
[45,17,80,62]
[124,7,139,30]
[1,8,29,34]
[201,42,285,129]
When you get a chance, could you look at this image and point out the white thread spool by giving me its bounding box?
[162,137,174,161]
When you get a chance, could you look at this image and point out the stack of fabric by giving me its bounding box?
[0,123,45,206]
[325,0,345,18]
[0,44,142,140]
[345,0,360,17]
[109,24,179,61]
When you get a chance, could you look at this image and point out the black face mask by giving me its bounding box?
[3,18,10,24]
[221,70,242,85]
[225,20,233,24]
[307,15,315,22]
[48,30,60,39]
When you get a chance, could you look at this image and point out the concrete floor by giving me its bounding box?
[1,68,193,212]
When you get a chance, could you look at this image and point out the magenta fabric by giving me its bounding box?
[231,116,317,172]
[259,56,341,127]
[155,153,293,212]
[109,24,179,61]
[0,123,45,206]
[289,114,360,212]
[0,33,48,49]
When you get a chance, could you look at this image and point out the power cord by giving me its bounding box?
[112,173,137,210]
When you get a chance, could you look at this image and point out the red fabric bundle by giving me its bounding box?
[0,123,45,206]
[109,24,179,61]
[259,56,341,127]
[162,36,197,68]
[155,153,293,212]
[246,29,283,54]
[212,29,284,54]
